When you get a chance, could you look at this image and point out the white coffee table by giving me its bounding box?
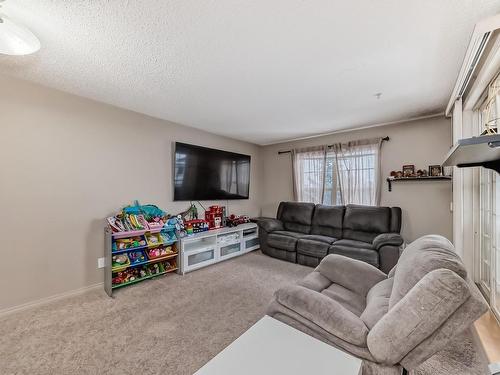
[194,316,362,375]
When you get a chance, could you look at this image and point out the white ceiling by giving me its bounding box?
[1,1,500,145]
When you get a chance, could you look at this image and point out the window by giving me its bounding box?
[292,138,382,206]
[475,76,500,320]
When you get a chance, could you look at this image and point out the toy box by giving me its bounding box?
[128,250,147,265]
[145,232,163,247]
[112,254,130,272]
[113,236,146,251]
[145,245,176,260]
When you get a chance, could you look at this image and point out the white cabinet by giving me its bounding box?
[180,223,259,274]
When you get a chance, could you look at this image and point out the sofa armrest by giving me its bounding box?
[317,254,387,296]
[274,284,369,346]
[256,217,284,233]
[367,269,470,365]
[372,233,404,250]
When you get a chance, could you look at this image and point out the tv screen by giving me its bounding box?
[174,142,251,201]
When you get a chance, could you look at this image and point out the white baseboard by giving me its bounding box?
[0,282,104,318]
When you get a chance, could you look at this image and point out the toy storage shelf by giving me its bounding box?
[111,267,178,289]
[104,227,180,297]
[111,253,178,272]
[111,239,178,255]
[180,223,259,274]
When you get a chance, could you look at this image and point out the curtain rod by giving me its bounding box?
[277,136,390,154]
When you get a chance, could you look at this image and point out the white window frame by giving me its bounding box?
[470,79,500,320]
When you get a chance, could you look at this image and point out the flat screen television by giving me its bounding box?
[173,142,251,201]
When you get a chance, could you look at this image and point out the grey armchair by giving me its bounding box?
[267,235,489,375]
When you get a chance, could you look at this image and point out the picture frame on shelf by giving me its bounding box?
[402,164,415,177]
[429,165,443,177]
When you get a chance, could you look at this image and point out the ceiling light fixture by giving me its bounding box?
[0,0,40,55]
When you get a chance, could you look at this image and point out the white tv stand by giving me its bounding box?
[179,223,259,274]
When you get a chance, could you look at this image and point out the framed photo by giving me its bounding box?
[402,164,415,177]
[429,165,442,176]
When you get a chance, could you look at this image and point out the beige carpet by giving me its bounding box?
[0,251,310,375]
[0,251,489,375]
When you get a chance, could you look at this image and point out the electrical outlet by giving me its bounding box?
[97,257,106,269]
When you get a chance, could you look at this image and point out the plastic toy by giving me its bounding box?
[184,219,209,234]
[146,245,176,260]
[115,236,146,250]
[112,254,128,266]
[145,233,163,246]
[160,230,177,243]
[205,205,225,229]
[226,214,251,227]
[107,217,126,232]
[146,263,160,275]
[128,250,146,265]
[107,201,171,233]
[112,272,126,284]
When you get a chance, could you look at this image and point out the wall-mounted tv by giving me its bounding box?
[174,142,251,201]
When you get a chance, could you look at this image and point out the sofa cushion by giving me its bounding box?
[277,202,315,234]
[390,235,467,308]
[317,254,387,297]
[311,205,344,238]
[360,278,393,329]
[343,205,391,243]
[389,207,402,233]
[268,231,307,252]
[298,270,332,292]
[274,284,369,346]
[368,269,471,365]
[321,283,366,316]
[329,246,379,268]
[272,230,305,238]
[301,234,337,244]
[332,239,374,250]
[297,239,330,258]
[256,217,284,233]
[296,235,337,258]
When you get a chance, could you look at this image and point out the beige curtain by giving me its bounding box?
[291,146,327,203]
[330,137,383,206]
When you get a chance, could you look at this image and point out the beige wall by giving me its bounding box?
[0,75,263,311]
[261,116,453,243]
[0,74,453,311]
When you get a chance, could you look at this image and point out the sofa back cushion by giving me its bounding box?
[277,202,315,234]
[311,205,344,238]
[389,235,467,309]
[342,205,392,243]
[389,207,402,233]
[361,277,393,329]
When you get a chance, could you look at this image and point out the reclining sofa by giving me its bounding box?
[257,202,403,273]
[267,235,489,375]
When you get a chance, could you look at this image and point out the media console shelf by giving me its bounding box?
[180,223,259,274]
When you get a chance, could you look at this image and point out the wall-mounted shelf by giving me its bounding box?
[386,176,452,192]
